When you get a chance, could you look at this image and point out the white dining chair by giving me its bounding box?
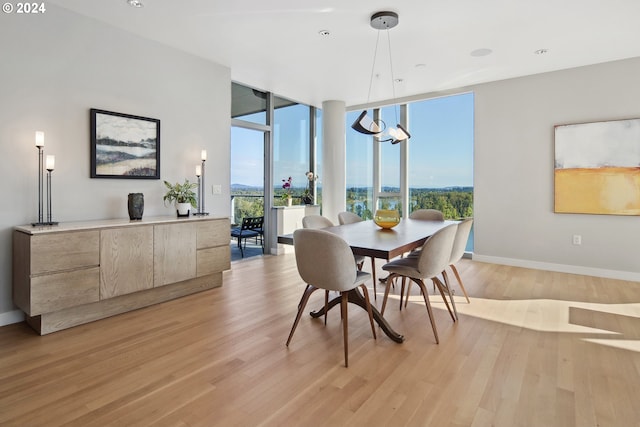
[301,214,333,229]
[287,228,376,367]
[409,209,445,221]
[400,208,445,304]
[442,218,473,303]
[338,211,379,299]
[303,214,366,271]
[380,223,458,343]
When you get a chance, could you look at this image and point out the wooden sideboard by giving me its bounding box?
[13,216,230,335]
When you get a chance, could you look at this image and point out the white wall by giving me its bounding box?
[0,6,231,322]
[473,57,640,280]
[2,7,639,326]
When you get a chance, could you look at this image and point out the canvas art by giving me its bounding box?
[554,118,640,215]
[90,109,160,179]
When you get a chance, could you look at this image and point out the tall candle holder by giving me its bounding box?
[193,150,209,216]
[193,164,204,216]
[32,131,48,226]
[45,155,58,225]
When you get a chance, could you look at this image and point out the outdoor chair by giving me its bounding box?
[230,216,264,258]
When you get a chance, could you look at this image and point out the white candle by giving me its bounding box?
[201,149,207,161]
[195,165,202,176]
[46,155,55,171]
[35,131,44,147]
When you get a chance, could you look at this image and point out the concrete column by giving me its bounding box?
[321,100,346,224]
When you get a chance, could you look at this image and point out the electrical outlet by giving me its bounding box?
[572,235,582,245]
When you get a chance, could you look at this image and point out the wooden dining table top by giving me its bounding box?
[278,218,458,260]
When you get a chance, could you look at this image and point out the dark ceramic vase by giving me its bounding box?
[128,193,144,220]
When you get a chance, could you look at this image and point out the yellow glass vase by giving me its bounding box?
[373,209,400,229]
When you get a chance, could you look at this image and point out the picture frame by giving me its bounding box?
[554,117,640,215]
[90,108,160,179]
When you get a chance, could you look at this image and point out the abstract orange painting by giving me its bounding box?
[554,118,640,215]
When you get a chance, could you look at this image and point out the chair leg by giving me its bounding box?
[441,270,459,321]
[370,257,377,300]
[450,264,470,303]
[324,290,329,325]
[432,277,456,322]
[414,278,439,344]
[400,277,409,310]
[286,285,318,346]
[238,237,244,258]
[380,273,396,316]
[341,292,349,367]
[359,284,376,340]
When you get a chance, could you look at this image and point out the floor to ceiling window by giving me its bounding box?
[379,105,402,213]
[231,82,269,223]
[408,92,474,250]
[230,127,265,224]
[273,97,311,206]
[346,111,374,219]
[345,92,474,250]
[407,93,473,216]
[231,82,319,257]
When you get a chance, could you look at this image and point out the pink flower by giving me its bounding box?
[282,176,292,190]
[282,176,292,199]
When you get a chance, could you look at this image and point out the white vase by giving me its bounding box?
[287,197,292,207]
[176,202,191,217]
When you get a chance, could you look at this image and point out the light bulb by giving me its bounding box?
[35,131,44,147]
[46,155,55,171]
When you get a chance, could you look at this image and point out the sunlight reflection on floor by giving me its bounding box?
[393,293,640,352]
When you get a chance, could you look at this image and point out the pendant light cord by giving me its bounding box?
[366,30,381,105]
[386,28,400,126]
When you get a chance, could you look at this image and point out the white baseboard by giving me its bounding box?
[472,254,640,282]
[0,309,25,327]
[271,245,295,256]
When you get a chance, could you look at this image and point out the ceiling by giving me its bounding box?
[48,0,640,108]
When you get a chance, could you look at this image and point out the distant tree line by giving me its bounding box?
[346,187,473,220]
[230,186,473,224]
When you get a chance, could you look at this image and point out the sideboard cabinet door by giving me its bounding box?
[100,226,154,299]
[154,223,197,287]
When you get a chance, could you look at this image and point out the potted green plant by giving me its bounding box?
[163,179,198,217]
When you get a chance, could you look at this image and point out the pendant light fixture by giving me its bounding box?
[351,11,411,145]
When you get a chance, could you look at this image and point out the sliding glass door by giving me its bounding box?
[230,126,266,226]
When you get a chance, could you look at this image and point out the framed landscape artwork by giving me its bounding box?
[554,118,640,215]
[90,109,160,179]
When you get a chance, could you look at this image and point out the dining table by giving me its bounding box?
[278,218,458,343]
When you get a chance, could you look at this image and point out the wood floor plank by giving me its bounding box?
[1,255,639,426]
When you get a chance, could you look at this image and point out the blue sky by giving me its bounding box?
[346,92,474,188]
[231,92,474,189]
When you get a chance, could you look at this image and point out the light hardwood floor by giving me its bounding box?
[1,254,639,426]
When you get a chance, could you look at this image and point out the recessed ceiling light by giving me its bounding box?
[470,48,493,57]
[415,63,426,68]
[534,48,548,55]
[127,0,143,8]
[318,30,330,36]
